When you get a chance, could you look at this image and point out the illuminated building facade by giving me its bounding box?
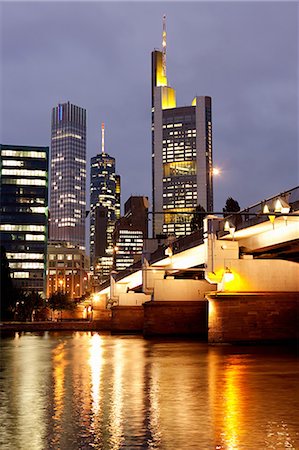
[47,242,89,300]
[50,102,86,250]
[0,144,48,294]
[113,196,148,271]
[152,19,213,237]
[90,124,121,279]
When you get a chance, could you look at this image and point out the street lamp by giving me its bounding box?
[212,167,221,176]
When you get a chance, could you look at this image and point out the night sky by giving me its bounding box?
[1,1,298,215]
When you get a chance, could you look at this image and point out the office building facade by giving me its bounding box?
[152,20,213,237]
[113,196,148,271]
[0,144,48,294]
[50,102,86,250]
[90,124,121,277]
[47,242,89,300]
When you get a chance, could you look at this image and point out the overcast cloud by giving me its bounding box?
[1,1,298,217]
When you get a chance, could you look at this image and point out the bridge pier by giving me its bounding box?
[143,300,208,338]
[207,292,299,344]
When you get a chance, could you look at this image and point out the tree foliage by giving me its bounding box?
[0,246,15,320]
[190,204,206,232]
[15,291,45,322]
[48,291,76,319]
[223,197,241,216]
[223,197,241,226]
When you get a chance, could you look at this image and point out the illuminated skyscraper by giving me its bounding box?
[152,17,213,237]
[50,102,86,250]
[0,144,48,294]
[90,124,121,277]
[113,196,148,271]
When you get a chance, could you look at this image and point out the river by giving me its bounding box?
[0,332,298,449]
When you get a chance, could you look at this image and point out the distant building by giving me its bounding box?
[50,102,86,250]
[113,196,148,271]
[47,242,89,300]
[0,144,48,294]
[90,123,121,280]
[152,17,213,237]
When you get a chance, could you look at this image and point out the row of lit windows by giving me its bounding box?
[52,133,82,140]
[2,178,46,186]
[1,150,47,159]
[26,234,45,241]
[12,272,30,279]
[9,262,44,269]
[0,224,45,232]
[2,160,25,167]
[7,253,44,260]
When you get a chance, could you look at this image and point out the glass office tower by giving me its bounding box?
[50,102,86,250]
[0,144,48,294]
[151,23,213,238]
[90,125,121,280]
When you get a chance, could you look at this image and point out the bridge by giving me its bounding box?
[96,187,299,342]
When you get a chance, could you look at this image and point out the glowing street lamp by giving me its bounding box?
[223,267,234,283]
[212,167,221,176]
[224,220,236,239]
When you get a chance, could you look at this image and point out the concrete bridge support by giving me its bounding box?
[207,292,299,344]
[143,300,208,338]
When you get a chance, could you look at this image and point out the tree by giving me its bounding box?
[48,291,77,320]
[223,197,241,226]
[15,291,45,322]
[190,204,206,232]
[0,246,15,320]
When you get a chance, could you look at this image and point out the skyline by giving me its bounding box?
[1,2,298,214]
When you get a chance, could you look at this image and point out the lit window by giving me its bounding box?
[1,150,46,159]
[2,179,46,186]
[9,262,44,269]
[25,234,45,241]
[0,224,45,232]
[13,272,30,278]
[2,160,24,167]
[7,253,44,260]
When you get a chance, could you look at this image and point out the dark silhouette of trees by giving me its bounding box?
[0,246,15,320]
[15,291,45,322]
[223,197,241,227]
[48,291,77,320]
[190,204,206,232]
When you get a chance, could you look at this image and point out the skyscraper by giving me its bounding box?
[113,196,148,271]
[90,123,121,276]
[152,17,213,238]
[0,144,48,294]
[50,102,86,250]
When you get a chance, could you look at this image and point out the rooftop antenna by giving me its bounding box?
[101,122,105,154]
[162,14,167,78]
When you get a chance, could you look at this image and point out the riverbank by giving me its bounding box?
[0,320,111,332]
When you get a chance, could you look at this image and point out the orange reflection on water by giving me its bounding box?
[52,342,67,424]
[110,341,124,450]
[89,333,103,416]
[148,362,162,449]
[219,356,246,450]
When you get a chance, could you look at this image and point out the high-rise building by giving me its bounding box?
[90,123,121,276]
[46,241,89,300]
[152,17,213,238]
[113,196,148,271]
[50,102,86,250]
[0,144,48,294]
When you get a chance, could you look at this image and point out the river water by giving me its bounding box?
[0,332,298,450]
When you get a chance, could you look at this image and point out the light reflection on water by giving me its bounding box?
[0,332,298,449]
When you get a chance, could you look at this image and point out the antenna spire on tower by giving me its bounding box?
[162,14,167,78]
[101,122,105,154]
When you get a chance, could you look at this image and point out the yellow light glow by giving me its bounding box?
[212,167,221,176]
[161,86,176,109]
[223,267,234,283]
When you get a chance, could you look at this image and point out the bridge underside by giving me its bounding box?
[244,238,299,262]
